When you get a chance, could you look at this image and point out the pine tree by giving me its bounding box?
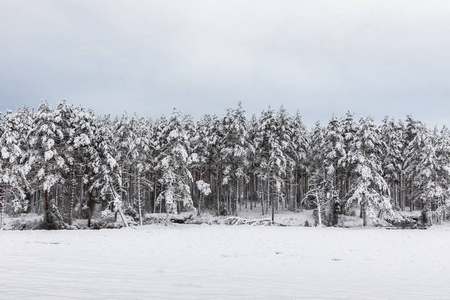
[257,107,287,222]
[191,114,215,214]
[54,101,97,225]
[404,116,428,211]
[291,111,309,211]
[411,127,450,224]
[305,122,328,219]
[133,116,153,225]
[275,107,295,211]
[323,115,346,225]
[27,100,68,229]
[341,112,357,202]
[155,109,194,214]
[0,110,30,229]
[247,114,260,212]
[413,130,439,224]
[90,115,128,227]
[380,117,404,209]
[206,114,227,215]
[433,126,450,222]
[347,117,393,226]
[220,102,252,215]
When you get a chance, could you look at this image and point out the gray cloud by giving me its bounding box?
[1,0,450,128]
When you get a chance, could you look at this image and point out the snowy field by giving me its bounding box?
[1,225,450,299]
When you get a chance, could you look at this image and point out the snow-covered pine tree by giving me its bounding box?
[323,115,346,225]
[191,114,215,214]
[0,110,30,229]
[275,107,295,211]
[137,117,155,224]
[257,107,287,222]
[70,107,100,227]
[54,101,97,225]
[220,102,252,215]
[433,126,450,222]
[306,121,326,211]
[246,114,260,212]
[155,109,194,214]
[410,127,450,224]
[341,112,357,202]
[13,106,35,213]
[111,113,154,224]
[27,100,68,229]
[347,117,393,226]
[207,114,226,215]
[151,115,168,213]
[306,121,340,223]
[290,111,309,211]
[412,129,441,224]
[112,113,137,209]
[182,113,197,212]
[90,115,128,227]
[403,115,428,211]
[380,117,405,210]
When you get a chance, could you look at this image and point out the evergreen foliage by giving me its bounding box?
[1,100,450,228]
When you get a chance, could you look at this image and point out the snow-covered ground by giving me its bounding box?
[1,225,450,299]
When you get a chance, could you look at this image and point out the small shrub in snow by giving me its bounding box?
[40,203,67,230]
[124,207,139,221]
[7,218,41,230]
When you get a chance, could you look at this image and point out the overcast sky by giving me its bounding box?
[1,0,450,128]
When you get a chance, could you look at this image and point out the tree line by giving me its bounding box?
[0,100,449,228]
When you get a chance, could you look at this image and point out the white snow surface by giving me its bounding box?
[1,225,450,299]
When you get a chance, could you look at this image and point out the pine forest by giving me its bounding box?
[1,100,449,229]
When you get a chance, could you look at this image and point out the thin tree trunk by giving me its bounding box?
[266,179,269,215]
[118,208,129,227]
[198,164,202,215]
[153,175,157,213]
[69,163,76,226]
[236,179,239,215]
[45,189,49,215]
[261,178,265,215]
[317,190,322,226]
[294,177,298,212]
[217,186,220,216]
[87,192,94,228]
[271,177,275,223]
[198,194,202,216]
[217,170,221,215]
[228,186,230,215]
[138,171,143,225]
[362,203,367,226]
[0,184,4,230]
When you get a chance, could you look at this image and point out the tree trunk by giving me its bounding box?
[198,194,202,216]
[137,172,143,225]
[317,191,322,226]
[235,179,239,215]
[266,179,270,215]
[261,179,265,215]
[45,189,49,214]
[87,193,95,228]
[118,207,129,227]
[0,185,4,230]
[271,177,275,223]
[69,165,76,226]
[362,203,367,226]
